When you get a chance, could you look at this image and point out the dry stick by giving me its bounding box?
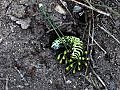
[5,76,8,90]
[87,14,107,55]
[14,67,28,85]
[89,35,107,54]
[89,73,101,90]
[88,0,95,59]
[80,73,100,89]
[0,77,9,90]
[85,1,100,89]
[70,0,110,17]
[90,65,108,90]
[83,2,91,89]
[97,25,120,45]
[14,67,25,81]
[86,0,96,67]
[87,15,91,51]
[84,1,107,89]
[93,4,120,17]
[85,0,94,8]
[91,3,105,89]
[88,28,96,68]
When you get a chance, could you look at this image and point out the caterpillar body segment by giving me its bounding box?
[51,36,89,74]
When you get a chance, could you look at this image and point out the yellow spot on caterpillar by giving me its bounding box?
[57,54,61,60]
[78,66,81,71]
[64,50,67,55]
[70,59,73,62]
[78,62,81,65]
[60,59,63,64]
[84,51,88,54]
[62,56,65,60]
[70,63,73,67]
[82,57,85,60]
[73,69,76,74]
[65,59,68,64]
[79,57,82,60]
[90,50,92,53]
[84,62,88,67]
[86,58,89,60]
[66,66,69,71]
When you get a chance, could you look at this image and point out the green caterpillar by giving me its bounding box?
[51,36,89,74]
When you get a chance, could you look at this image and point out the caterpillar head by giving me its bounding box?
[51,40,61,50]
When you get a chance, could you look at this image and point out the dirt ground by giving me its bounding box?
[0,0,120,90]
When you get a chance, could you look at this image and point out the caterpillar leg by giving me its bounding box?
[78,62,82,71]
[57,50,68,64]
[72,65,77,74]
[78,65,81,71]
[84,51,89,61]
[57,53,63,64]
[66,66,70,71]
[66,61,78,74]
[64,50,72,64]
[65,60,75,72]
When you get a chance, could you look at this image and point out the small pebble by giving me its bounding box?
[9,15,31,29]
[16,18,31,29]
[73,5,82,13]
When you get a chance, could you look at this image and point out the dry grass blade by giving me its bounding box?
[70,0,110,16]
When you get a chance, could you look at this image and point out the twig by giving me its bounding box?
[83,0,95,89]
[89,72,101,90]
[92,4,120,17]
[5,76,9,90]
[70,0,110,16]
[86,0,96,68]
[80,73,100,89]
[14,67,28,83]
[90,65,108,90]
[97,25,120,45]
[85,0,94,8]
[89,34,107,54]
[0,77,9,90]
[89,0,95,61]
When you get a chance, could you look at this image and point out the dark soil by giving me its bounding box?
[0,0,120,90]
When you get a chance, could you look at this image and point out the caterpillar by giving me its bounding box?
[51,36,89,74]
